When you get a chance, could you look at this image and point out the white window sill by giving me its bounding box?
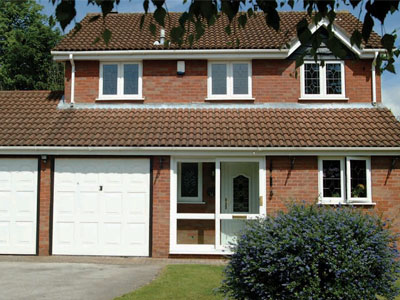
[205,97,255,101]
[318,201,376,206]
[177,201,206,205]
[299,97,349,101]
[96,97,145,101]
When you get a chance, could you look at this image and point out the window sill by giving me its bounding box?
[177,201,206,205]
[299,97,349,101]
[96,97,145,101]
[318,202,376,206]
[205,97,255,101]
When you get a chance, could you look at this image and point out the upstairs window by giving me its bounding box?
[99,62,142,100]
[318,157,371,204]
[301,61,346,100]
[207,61,252,100]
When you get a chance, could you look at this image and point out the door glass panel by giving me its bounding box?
[233,175,249,212]
[221,219,246,246]
[177,219,215,245]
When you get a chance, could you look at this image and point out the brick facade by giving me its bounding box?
[38,158,52,256]
[64,59,381,104]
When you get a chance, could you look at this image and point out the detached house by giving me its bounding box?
[0,11,399,258]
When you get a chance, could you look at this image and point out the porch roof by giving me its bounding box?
[1,91,400,148]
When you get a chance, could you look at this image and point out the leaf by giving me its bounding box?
[140,15,145,29]
[362,13,374,44]
[89,15,100,23]
[99,0,114,16]
[385,62,396,73]
[296,18,311,45]
[153,7,166,27]
[349,0,362,8]
[71,23,82,37]
[238,14,247,29]
[170,27,184,45]
[381,34,395,51]
[102,28,112,45]
[92,36,100,45]
[350,30,362,48]
[55,0,76,31]
[149,23,156,35]
[225,25,231,35]
[143,0,149,13]
[247,8,254,18]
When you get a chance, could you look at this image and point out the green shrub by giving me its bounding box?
[221,203,400,300]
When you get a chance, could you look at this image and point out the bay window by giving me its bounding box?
[207,61,252,100]
[99,62,142,100]
[301,61,346,100]
[318,157,372,204]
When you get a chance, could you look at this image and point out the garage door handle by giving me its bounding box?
[99,185,103,191]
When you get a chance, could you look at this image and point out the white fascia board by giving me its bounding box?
[0,146,398,156]
[51,49,289,61]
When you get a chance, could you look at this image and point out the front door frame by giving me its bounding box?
[169,156,266,255]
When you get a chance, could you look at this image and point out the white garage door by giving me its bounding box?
[53,159,150,256]
[0,159,38,254]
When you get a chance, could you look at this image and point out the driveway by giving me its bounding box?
[0,258,163,300]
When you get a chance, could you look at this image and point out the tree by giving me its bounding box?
[0,0,64,90]
[52,0,399,73]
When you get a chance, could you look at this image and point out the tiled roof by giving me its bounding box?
[1,91,399,148]
[53,11,382,51]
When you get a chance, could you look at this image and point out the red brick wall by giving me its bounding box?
[38,158,52,256]
[266,156,319,215]
[152,156,170,258]
[64,59,380,104]
[65,61,99,103]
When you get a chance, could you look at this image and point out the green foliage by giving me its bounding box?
[0,0,64,91]
[221,203,400,300]
[51,0,399,73]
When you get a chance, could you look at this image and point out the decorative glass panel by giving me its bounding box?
[233,63,248,94]
[123,64,139,95]
[304,63,320,94]
[103,64,118,95]
[326,63,342,94]
[350,160,367,198]
[211,64,227,95]
[322,160,341,198]
[233,175,249,212]
[181,163,198,197]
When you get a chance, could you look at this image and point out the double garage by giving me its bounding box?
[0,158,151,256]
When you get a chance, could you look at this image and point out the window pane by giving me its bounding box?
[350,160,367,198]
[124,64,139,95]
[180,163,198,197]
[304,63,320,94]
[322,160,341,198]
[211,64,227,95]
[177,220,215,245]
[233,63,248,94]
[102,64,118,95]
[326,63,342,94]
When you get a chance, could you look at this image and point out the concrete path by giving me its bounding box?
[0,256,226,300]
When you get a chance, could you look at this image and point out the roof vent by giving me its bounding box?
[154,29,165,46]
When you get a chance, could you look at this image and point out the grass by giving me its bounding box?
[115,264,225,300]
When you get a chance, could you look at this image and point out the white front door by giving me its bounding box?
[0,159,38,254]
[53,159,150,256]
[220,162,259,246]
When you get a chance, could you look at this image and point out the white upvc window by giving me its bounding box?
[177,162,203,203]
[207,61,253,100]
[300,61,346,100]
[318,156,372,204]
[98,62,143,100]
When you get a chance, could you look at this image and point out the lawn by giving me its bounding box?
[116,264,400,300]
[115,264,225,300]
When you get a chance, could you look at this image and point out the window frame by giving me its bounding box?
[98,61,143,100]
[346,156,372,204]
[207,61,253,100]
[318,156,372,205]
[318,157,346,204]
[300,60,347,100]
[177,162,203,204]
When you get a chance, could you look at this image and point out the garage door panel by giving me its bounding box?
[53,159,150,256]
[55,222,74,245]
[0,159,38,255]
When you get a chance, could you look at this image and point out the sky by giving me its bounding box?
[39,0,400,117]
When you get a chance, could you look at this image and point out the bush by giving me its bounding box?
[221,203,400,300]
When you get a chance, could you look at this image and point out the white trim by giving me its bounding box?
[176,213,215,220]
[69,54,75,104]
[207,61,252,100]
[346,156,372,203]
[177,162,203,203]
[300,60,346,100]
[372,51,378,104]
[318,157,346,204]
[99,61,143,100]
